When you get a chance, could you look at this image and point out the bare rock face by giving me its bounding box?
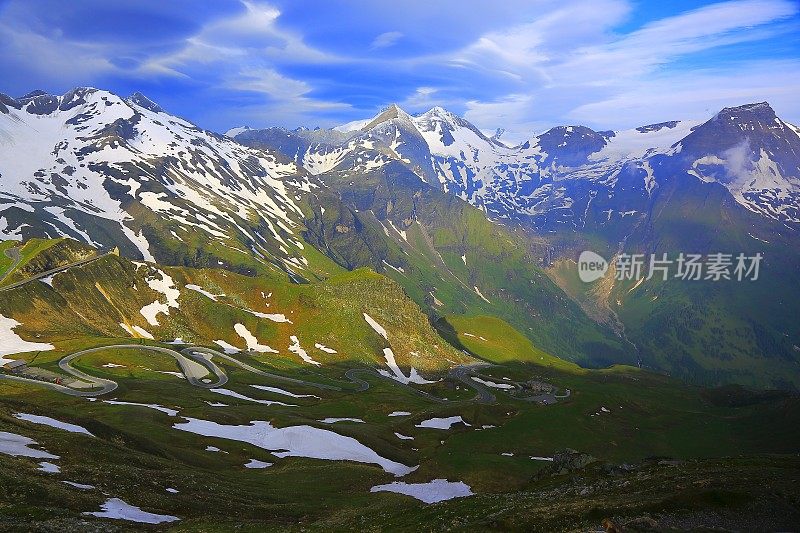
[549,448,597,474]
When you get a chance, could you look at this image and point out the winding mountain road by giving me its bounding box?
[0,250,112,292]
[0,246,21,285]
[58,344,228,391]
[190,347,340,391]
[4,341,509,407]
[344,368,452,403]
[448,362,497,404]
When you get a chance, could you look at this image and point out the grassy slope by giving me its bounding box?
[439,314,583,373]
[316,455,800,532]
[0,241,797,530]
[0,240,469,375]
[545,177,800,389]
[306,164,632,369]
[435,315,799,462]
[0,298,798,530]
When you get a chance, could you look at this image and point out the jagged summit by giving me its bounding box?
[681,101,789,155]
[419,106,453,118]
[721,101,773,113]
[17,89,50,100]
[636,120,680,133]
[225,125,252,137]
[713,101,777,124]
[127,91,164,113]
[415,105,467,124]
[360,103,413,131]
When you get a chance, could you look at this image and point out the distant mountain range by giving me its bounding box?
[230,100,800,228]
[2,87,799,389]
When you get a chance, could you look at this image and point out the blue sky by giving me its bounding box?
[1,0,798,142]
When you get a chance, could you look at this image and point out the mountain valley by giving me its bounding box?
[1,87,800,530]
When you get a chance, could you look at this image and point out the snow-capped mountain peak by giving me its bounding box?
[225,125,252,138]
[677,102,800,222]
[228,100,800,227]
[0,87,319,275]
[333,118,371,133]
[589,119,700,162]
[127,91,164,113]
[418,106,458,122]
[360,103,414,132]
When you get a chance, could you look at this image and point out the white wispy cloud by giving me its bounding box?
[463,94,549,144]
[136,1,347,124]
[370,31,403,50]
[553,0,799,85]
[140,0,338,75]
[446,0,800,138]
[567,59,800,127]
[0,12,117,86]
[401,86,441,110]
[1,0,797,136]
[225,67,349,110]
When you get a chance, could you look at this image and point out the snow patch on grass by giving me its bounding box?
[83,498,179,524]
[244,459,273,469]
[139,269,180,326]
[174,417,417,476]
[0,314,54,360]
[250,385,320,399]
[0,431,59,459]
[246,310,293,323]
[415,416,470,430]
[63,481,95,490]
[370,479,473,503]
[314,343,337,354]
[213,340,240,354]
[103,400,179,417]
[234,323,278,353]
[185,284,224,301]
[289,336,320,366]
[363,313,388,339]
[13,413,94,437]
[38,461,60,473]
[473,286,491,303]
[210,388,296,407]
[378,348,437,385]
[119,323,154,339]
[471,377,515,390]
[319,418,364,424]
[154,370,185,379]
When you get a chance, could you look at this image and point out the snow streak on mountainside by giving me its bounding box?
[0,88,317,276]
[234,102,800,229]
